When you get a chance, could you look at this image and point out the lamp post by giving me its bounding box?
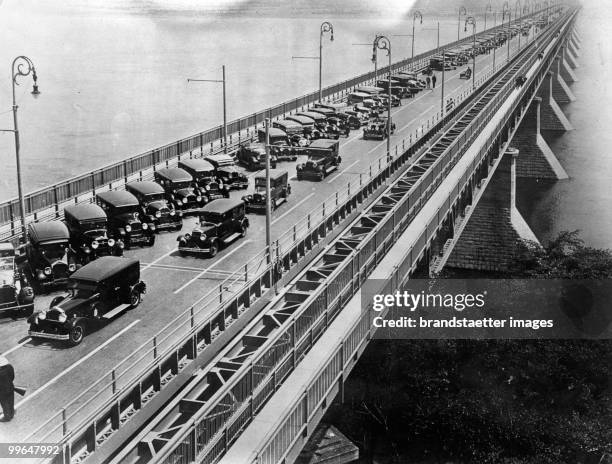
[441,48,446,115]
[411,11,423,60]
[458,6,467,41]
[503,2,512,63]
[352,35,382,82]
[187,65,228,153]
[1,56,40,239]
[484,3,492,31]
[465,16,477,90]
[515,0,522,50]
[319,21,334,102]
[492,11,497,71]
[374,35,392,164]
[264,118,272,266]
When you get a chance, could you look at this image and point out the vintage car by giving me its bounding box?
[0,242,34,314]
[64,203,124,264]
[204,154,249,190]
[340,109,367,128]
[296,139,341,181]
[363,117,396,140]
[178,159,231,202]
[25,222,77,288]
[177,198,249,257]
[257,128,300,160]
[460,67,472,80]
[28,256,146,346]
[375,80,409,98]
[286,114,316,136]
[154,167,206,214]
[242,170,291,214]
[125,181,183,231]
[372,94,401,108]
[96,191,156,248]
[236,142,278,171]
[296,111,328,125]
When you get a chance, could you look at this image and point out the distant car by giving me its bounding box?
[64,203,124,265]
[236,142,278,171]
[258,128,300,161]
[363,117,396,141]
[296,139,341,181]
[24,222,77,288]
[28,256,146,346]
[154,167,206,214]
[205,154,249,190]
[340,109,367,128]
[125,181,183,231]
[242,169,291,214]
[96,191,156,248]
[178,159,231,202]
[459,67,472,79]
[0,242,34,315]
[177,198,249,257]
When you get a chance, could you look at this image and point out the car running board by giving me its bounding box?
[325,165,338,174]
[222,233,242,244]
[102,303,132,319]
[275,198,287,207]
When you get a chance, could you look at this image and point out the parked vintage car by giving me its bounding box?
[459,67,472,79]
[296,139,341,181]
[96,191,156,248]
[285,114,316,136]
[242,170,291,214]
[205,154,249,190]
[363,117,396,140]
[25,222,77,288]
[257,128,300,160]
[0,242,34,315]
[64,204,124,265]
[125,181,183,231]
[177,198,249,257]
[178,159,231,202]
[28,256,146,346]
[154,167,206,214]
[340,109,368,128]
[236,142,278,171]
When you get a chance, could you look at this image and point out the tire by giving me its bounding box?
[147,235,156,247]
[68,322,85,346]
[175,223,183,231]
[129,288,141,308]
[209,241,219,258]
[239,224,247,238]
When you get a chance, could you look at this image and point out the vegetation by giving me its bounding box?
[327,232,612,463]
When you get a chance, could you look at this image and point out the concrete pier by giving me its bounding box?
[565,45,579,69]
[552,57,576,103]
[537,71,573,131]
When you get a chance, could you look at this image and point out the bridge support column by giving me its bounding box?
[564,44,579,69]
[568,35,581,56]
[446,148,539,272]
[537,71,573,131]
[513,97,568,180]
[560,51,579,83]
[552,58,576,104]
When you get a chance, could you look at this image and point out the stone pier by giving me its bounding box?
[446,148,539,272]
[565,44,579,69]
[552,57,576,104]
[537,71,573,131]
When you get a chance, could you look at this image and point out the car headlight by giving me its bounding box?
[69,264,76,272]
[44,267,52,276]
[117,240,125,249]
[149,224,156,231]
[196,196,203,202]
[91,240,99,249]
[142,223,148,230]
[125,225,132,232]
[205,185,210,191]
[184,233,191,241]
[38,310,47,320]
[200,234,207,241]
[170,210,176,216]
[108,238,115,247]
[83,247,91,254]
[182,198,188,205]
[57,312,67,323]
[218,181,223,188]
[155,211,161,218]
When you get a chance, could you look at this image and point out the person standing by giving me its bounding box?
[0,356,15,421]
[432,74,437,89]
[426,76,431,89]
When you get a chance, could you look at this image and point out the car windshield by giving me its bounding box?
[144,193,165,203]
[171,181,191,190]
[80,220,107,231]
[39,242,67,260]
[70,285,96,299]
[84,229,108,238]
[201,212,224,224]
[113,205,139,216]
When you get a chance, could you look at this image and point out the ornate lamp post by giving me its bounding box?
[458,6,467,41]
[374,36,392,164]
[1,56,40,239]
[503,2,512,63]
[411,11,423,60]
[516,0,522,50]
[465,16,477,90]
[319,21,334,102]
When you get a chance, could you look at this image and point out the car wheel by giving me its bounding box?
[175,223,183,231]
[318,173,324,181]
[129,288,141,308]
[209,241,219,258]
[239,225,247,238]
[147,235,156,247]
[68,323,85,346]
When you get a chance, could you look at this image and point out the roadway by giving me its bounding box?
[0,32,528,442]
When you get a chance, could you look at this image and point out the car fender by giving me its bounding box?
[177,235,185,243]
[243,218,250,229]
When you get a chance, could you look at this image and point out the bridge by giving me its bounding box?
[0,4,581,464]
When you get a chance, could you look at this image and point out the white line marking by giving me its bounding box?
[399,105,435,132]
[141,248,177,271]
[248,170,263,178]
[173,240,252,294]
[325,160,360,183]
[1,338,31,357]
[272,193,315,224]
[367,140,388,154]
[14,319,141,410]
[341,132,362,146]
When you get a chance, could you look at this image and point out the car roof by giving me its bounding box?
[96,190,140,207]
[155,167,193,182]
[178,158,215,172]
[255,169,287,181]
[126,181,165,195]
[28,221,70,244]
[64,203,107,221]
[309,139,338,149]
[71,256,139,283]
[260,127,290,137]
[286,115,315,124]
[355,86,384,93]
[296,111,326,121]
[349,91,372,97]
[202,198,244,214]
[204,154,236,166]
[309,107,335,115]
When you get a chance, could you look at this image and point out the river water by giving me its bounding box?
[0,0,609,248]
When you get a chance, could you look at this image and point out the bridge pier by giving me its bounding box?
[537,71,573,131]
[446,147,539,272]
[564,44,579,69]
[559,51,579,83]
[513,96,568,180]
[552,57,576,103]
[568,35,581,57]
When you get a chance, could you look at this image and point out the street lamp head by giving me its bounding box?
[31,69,40,98]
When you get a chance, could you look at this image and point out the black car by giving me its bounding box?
[0,242,34,315]
[204,154,249,190]
[28,256,146,346]
[24,222,77,288]
[236,142,278,171]
[258,128,300,160]
[126,181,183,231]
[154,167,206,214]
[242,169,291,214]
[296,139,342,181]
[177,198,249,257]
[178,159,231,202]
[64,203,124,264]
[96,191,156,248]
